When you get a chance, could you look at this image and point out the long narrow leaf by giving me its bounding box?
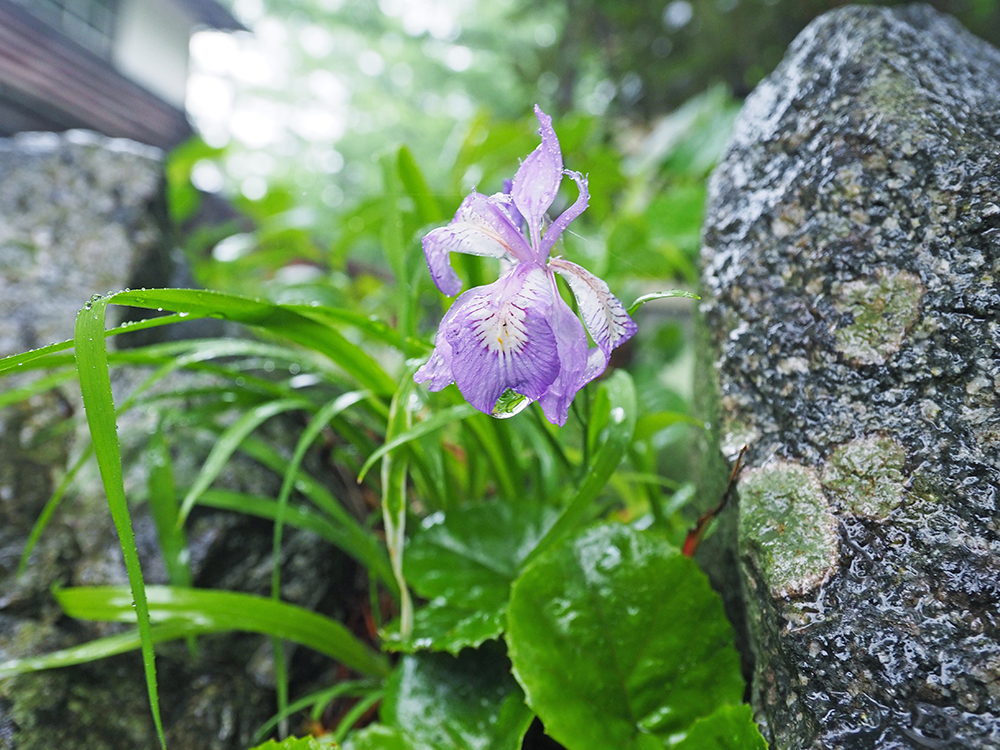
[0,621,198,678]
[107,289,397,395]
[0,311,207,379]
[74,295,166,749]
[397,145,444,224]
[382,367,419,637]
[177,398,312,523]
[357,403,479,482]
[523,370,637,566]
[55,585,390,677]
[224,437,397,593]
[252,680,381,744]
[196,489,396,594]
[147,426,192,588]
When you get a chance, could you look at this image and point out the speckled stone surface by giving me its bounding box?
[0,133,353,748]
[0,131,166,354]
[699,5,1000,749]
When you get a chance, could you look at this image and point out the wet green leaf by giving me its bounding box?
[507,523,743,750]
[383,502,557,654]
[381,645,533,750]
[344,724,415,750]
[248,736,329,750]
[74,295,166,749]
[54,585,390,678]
[673,704,768,749]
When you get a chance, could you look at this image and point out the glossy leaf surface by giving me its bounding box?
[673,704,768,750]
[381,645,533,750]
[384,502,557,654]
[507,523,743,750]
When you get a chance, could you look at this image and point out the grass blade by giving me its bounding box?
[74,295,166,749]
[357,403,478,483]
[177,398,312,524]
[107,289,397,396]
[523,370,637,567]
[382,367,419,637]
[55,585,390,678]
[147,425,192,588]
[196,489,396,594]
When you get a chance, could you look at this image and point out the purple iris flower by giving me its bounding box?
[414,105,637,426]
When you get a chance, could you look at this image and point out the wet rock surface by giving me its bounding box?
[0,133,355,748]
[699,5,1000,749]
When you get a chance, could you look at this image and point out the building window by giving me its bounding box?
[15,0,118,56]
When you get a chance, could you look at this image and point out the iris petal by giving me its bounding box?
[549,257,638,359]
[442,264,560,415]
[511,105,564,252]
[538,170,589,261]
[537,290,590,426]
[422,191,532,296]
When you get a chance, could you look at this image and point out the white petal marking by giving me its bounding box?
[549,257,637,357]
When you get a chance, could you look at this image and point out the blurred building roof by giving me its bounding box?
[0,0,244,150]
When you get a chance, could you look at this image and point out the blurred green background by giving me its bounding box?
[171,0,1000,486]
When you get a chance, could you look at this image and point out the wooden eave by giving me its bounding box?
[0,0,194,149]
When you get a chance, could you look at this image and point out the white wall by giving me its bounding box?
[113,0,193,108]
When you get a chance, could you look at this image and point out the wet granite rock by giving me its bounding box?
[0,131,168,353]
[698,5,1000,749]
[0,132,354,748]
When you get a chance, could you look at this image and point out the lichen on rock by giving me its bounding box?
[737,462,839,599]
[821,434,907,521]
[832,269,923,365]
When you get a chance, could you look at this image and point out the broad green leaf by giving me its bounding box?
[673,705,768,750]
[74,295,166,749]
[55,585,390,678]
[383,600,505,656]
[248,736,329,750]
[507,524,743,750]
[344,725,415,750]
[381,646,533,750]
[383,502,558,654]
[524,370,636,567]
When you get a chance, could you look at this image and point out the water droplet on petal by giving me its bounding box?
[492,388,532,418]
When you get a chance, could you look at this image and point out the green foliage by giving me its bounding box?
[378,646,533,750]
[0,94,766,749]
[249,737,332,750]
[673,705,769,750]
[507,524,743,749]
